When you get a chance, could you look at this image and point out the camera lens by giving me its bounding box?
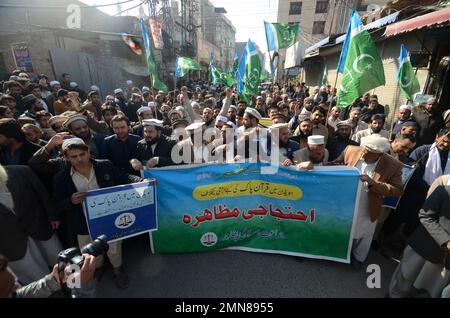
[80,235,109,257]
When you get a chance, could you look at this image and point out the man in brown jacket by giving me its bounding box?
[330,134,404,268]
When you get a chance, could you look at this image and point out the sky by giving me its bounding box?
[81,0,277,51]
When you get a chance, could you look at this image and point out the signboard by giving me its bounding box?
[11,42,33,72]
[83,181,157,243]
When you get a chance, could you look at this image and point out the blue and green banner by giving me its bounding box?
[144,164,360,263]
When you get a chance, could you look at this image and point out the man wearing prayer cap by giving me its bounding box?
[301,97,315,115]
[215,115,228,130]
[326,120,359,161]
[131,106,153,137]
[61,114,104,158]
[114,88,127,114]
[413,96,443,144]
[90,85,99,92]
[293,135,329,168]
[328,133,403,269]
[131,119,176,171]
[393,104,420,135]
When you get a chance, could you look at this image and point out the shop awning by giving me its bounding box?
[384,7,450,37]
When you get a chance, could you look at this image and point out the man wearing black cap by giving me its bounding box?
[19,94,44,120]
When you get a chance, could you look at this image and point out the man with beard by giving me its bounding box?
[390,134,416,164]
[114,88,128,116]
[293,135,329,168]
[415,97,444,145]
[82,91,102,121]
[4,81,24,115]
[227,105,237,124]
[20,94,44,120]
[0,95,18,118]
[326,120,359,161]
[290,114,312,149]
[269,123,299,167]
[64,115,105,159]
[353,114,389,144]
[130,119,176,171]
[392,105,419,135]
[300,97,315,116]
[101,115,140,174]
[349,107,369,139]
[294,106,328,143]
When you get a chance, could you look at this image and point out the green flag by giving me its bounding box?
[140,19,168,92]
[175,56,201,78]
[321,64,328,85]
[337,12,385,107]
[237,40,262,97]
[264,22,300,51]
[398,44,420,101]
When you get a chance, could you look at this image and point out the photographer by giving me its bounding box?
[0,254,96,298]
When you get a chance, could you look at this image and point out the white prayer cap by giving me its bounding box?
[106,95,114,101]
[270,123,289,131]
[137,106,151,115]
[191,101,200,109]
[244,107,262,120]
[261,90,266,94]
[69,82,78,88]
[114,88,123,94]
[443,109,450,121]
[307,135,325,145]
[281,93,288,98]
[256,96,263,100]
[142,86,150,92]
[126,80,133,85]
[426,97,436,104]
[399,104,412,111]
[49,80,60,87]
[175,106,185,112]
[185,121,205,132]
[90,85,99,91]
[361,134,391,154]
[61,137,86,152]
[18,72,29,78]
[320,85,327,90]
[229,105,237,111]
[147,101,156,108]
[142,119,164,127]
[225,121,236,129]
[215,115,228,124]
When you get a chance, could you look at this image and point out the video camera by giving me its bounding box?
[57,235,109,270]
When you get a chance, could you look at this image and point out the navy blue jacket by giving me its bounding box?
[101,134,141,174]
[53,159,142,235]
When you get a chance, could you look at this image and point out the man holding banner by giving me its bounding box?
[53,138,144,290]
[329,134,403,269]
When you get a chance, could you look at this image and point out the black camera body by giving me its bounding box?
[57,235,109,269]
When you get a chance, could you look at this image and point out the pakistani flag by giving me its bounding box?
[236,40,262,97]
[321,64,328,85]
[175,56,201,78]
[336,11,385,107]
[398,44,420,101]
[264,22,300,51]
[140,19,167,92]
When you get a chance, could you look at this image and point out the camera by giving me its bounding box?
[57,235,109,269]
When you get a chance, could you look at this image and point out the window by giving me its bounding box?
[289,2,302,15]
[410,52,431,68]
[315,1,328,14]
[312,21,326,34]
